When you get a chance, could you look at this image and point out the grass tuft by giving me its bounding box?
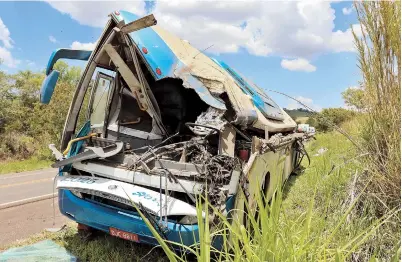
[0,157,52,174]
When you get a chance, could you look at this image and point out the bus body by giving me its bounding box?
[40,11,309,248]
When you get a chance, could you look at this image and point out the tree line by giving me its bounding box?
[0,61,81,160]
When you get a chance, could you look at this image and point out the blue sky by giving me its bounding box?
[0,1,361,110]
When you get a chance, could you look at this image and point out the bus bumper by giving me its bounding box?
[58,189,200,248]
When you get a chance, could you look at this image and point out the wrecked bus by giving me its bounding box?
[40,11,309,248]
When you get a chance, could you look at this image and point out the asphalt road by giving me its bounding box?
[0,168,57,205]
[0,168,70,248]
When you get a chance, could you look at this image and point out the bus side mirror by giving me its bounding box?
[40,70,60,104]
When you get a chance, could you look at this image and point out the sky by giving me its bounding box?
[0,1,362,111]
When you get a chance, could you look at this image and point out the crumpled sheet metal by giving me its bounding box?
[152,25,259,127]
[190,107,227,135]
[118,12,294,131]
[155,25,296,131]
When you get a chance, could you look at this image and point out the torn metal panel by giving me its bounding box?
[211,59,284,121]
[112,11,296,132]
[120,14,157,34]
[185,75,227,110]
[195,107,226,129]
[73,162,205,194]
[154,159,206,175]
[218,125,236,157]
[195,76,225,95]
[104,43,150,113]
[189,107,227,136]
[52,141,123,168]
[112,11,178,79]
[257,133,306,154]
[174,61,227,110]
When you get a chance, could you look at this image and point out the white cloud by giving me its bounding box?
[46,1,146,28]
[0,17,13,49]
[287,96,322,112]
[329,23,362,52]
[281,58,316,72]
[47,1,360,61]
[342,5,353,15]
[0,18,19,68]
[0,46,20,68]
[70,41,96,50]
[153,1,360,59]
[49,35,58,43]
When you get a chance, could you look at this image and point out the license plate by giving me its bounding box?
[109,227,139,242]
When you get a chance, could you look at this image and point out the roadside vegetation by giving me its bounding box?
[0,1,399,261]
[0,157,51,174]
[0,61,80,172]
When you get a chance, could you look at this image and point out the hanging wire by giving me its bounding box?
[193,44,214,59]
[268,89,363,151]
[52,172,58,226]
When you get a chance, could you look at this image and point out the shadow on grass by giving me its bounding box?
[282,166,306,200]
[58,228,169,262]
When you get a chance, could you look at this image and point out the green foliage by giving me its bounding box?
[342,87,366,111]
[283,108,312,120]
[0,157,52,174]
[306,116,317,127]
[0,61,81,161]
[308,108,356,132]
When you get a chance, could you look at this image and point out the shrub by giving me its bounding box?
[308,108,356,132]
[0,61,80,161]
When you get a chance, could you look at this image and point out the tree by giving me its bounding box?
[0,61,82,159]
[342,86,366,111]
[306,117,317,127]
[310,108,355,132]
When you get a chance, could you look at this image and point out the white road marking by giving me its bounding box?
[0,193,58,210]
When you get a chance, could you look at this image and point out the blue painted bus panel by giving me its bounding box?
[210,58,284,121]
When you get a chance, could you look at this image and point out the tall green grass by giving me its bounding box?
[353,1,401,210]
[129,131,400,261]
[0,157,52,174]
